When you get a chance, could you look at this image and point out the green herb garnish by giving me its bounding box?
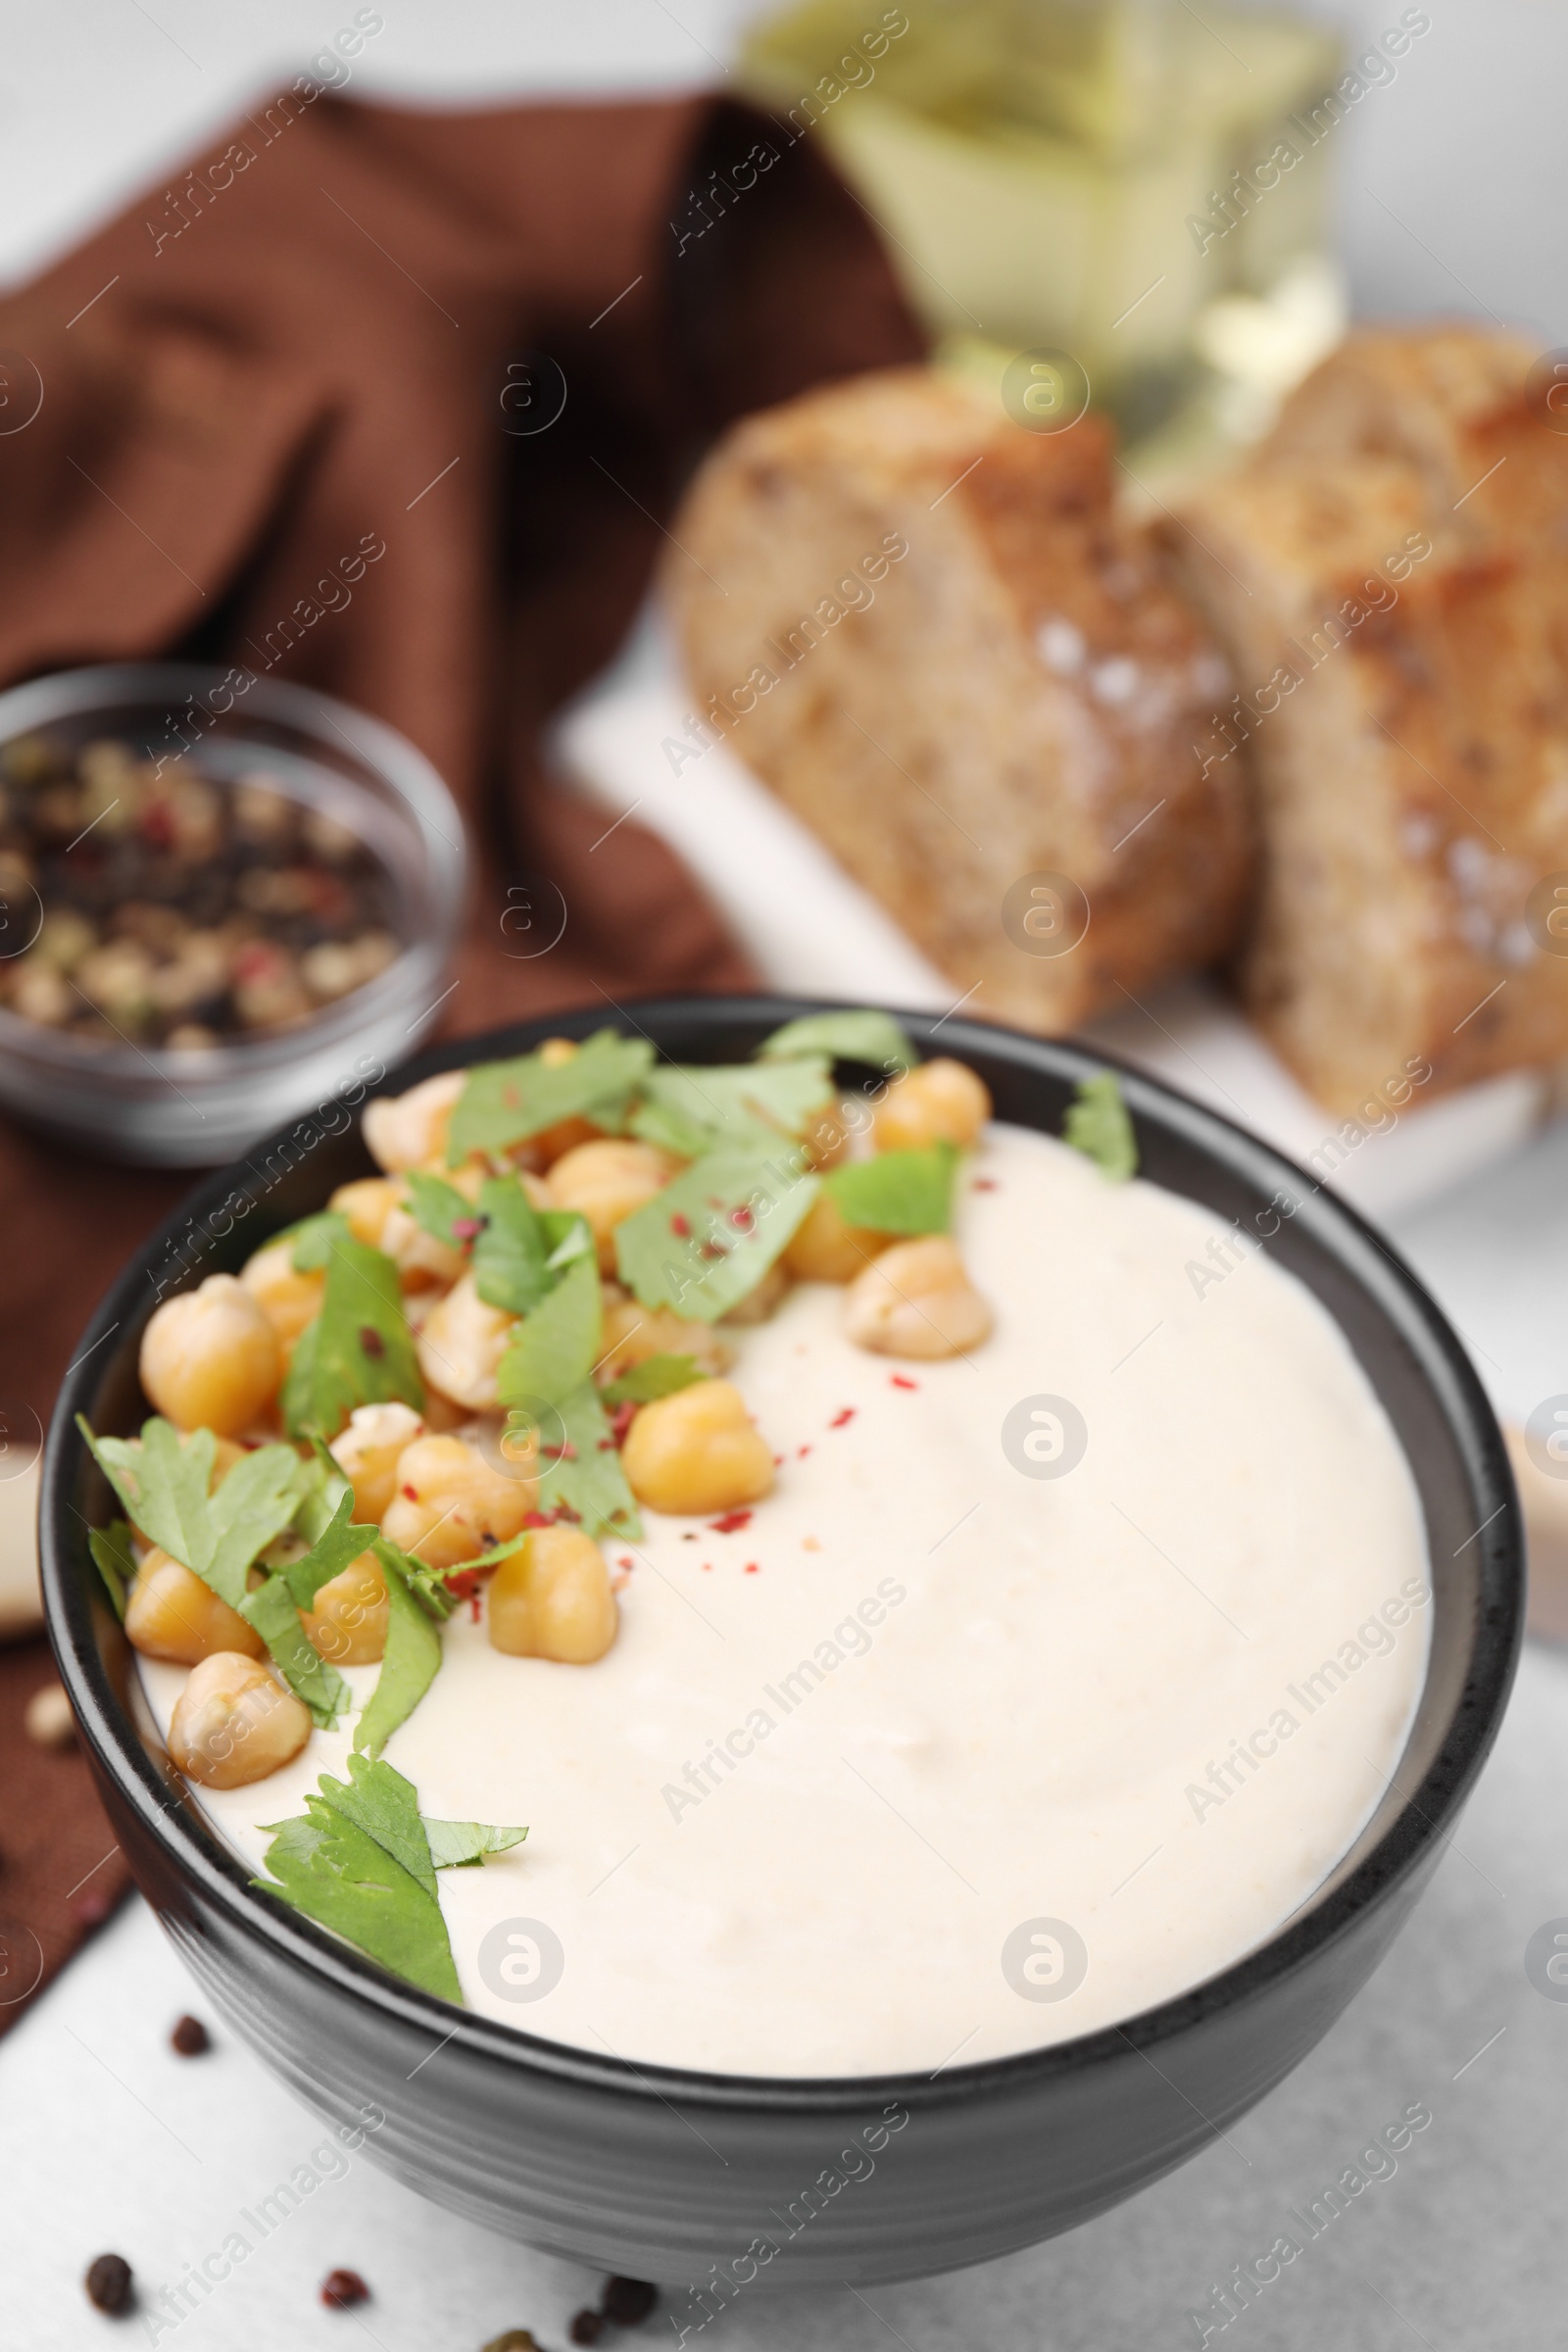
[471,1177,553,1316]
[759,1008,916,1074]
[628,1057,834,1156]
[495,1252,602,1409]
[354,1537,454,1759]
[78,1417,301,1610]
[403,1171,473,1252]
[255,1752,525,2004]
[87,1519,135,1621]
[537,1380,642,1540]
[238,1573,351,1728]
[613,1142,818,1323]
[447,1029,654,1160]
[282,1235,423,1442]
[289,1209,354,1271]
[600,1353,702,1407]
[824,1143,958,1235]
[1064,1071,1138,1183]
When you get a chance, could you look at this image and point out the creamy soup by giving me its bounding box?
[139,1120,1429,2077]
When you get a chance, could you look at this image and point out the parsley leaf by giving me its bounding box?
[290,1210,353,1272]
[255,1753,524,2003]
[759,1008,916,1074]
[612,1142,819,1323]
[257,1800,459,2001]
[282,1235,423,1442]
[404,1171,472,1251]
[355,1540,446,1757]
[79,1417,301,1610]
[628,1057,834,1156]
[1064,1071,1138,1183]
[238,1574,351,1728]
[471,1177,553,1316]
[425,1818,528,1870]
[496,1253,602,1410]
[600,1353,702,1406]
[88,1520,135,1621]
[313,1750,440,1898]
[540,1208,595,1273]
[448,1029,654,1160]
[824,1143,958,1235]
[278,1489,373,1609]
[539,1379,642,1540]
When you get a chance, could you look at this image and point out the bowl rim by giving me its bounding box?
[0,660,466,1082]
[40,993,1524,2116]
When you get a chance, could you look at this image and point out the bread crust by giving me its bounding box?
[1167,326,1568,1112]
[667,368,1251,1031]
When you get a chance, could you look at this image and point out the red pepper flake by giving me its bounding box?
[973,1177,999,1191]
[503,1083,520,1109]
[743,1561,760,1575]
[709,1508,754,1534]
[469,1593,482,1622]
[401,1483,418,1500]
[542,1442,578,1461]
[358,1326,385,1358]
[890,1374,918,1391]
[701,1561,712,1571]
[829,1406,857,1429]
[446,1567,482,1600]
[730,1205,755,1231]
[522,1509,553,1528]
[669,1211,691,1237]
[617,1555,634,1571]
[140,802,175,849]
[699,1242,726,1261]
[796,1444,812,1458]
[452,1215,485,1244]
[609,1399,638,1449]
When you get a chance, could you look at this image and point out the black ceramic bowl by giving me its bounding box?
[41,998,1522,2291]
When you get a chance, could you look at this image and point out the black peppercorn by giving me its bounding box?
[601,2277,659,2328]
[84,2254,133,2315]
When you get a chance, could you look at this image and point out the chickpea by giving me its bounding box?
[782,1192,891,1284]
[362,1069,466,1173]
[873,1058,992,1153]
[139,1274,281,1436]
[300,1549,389,1664]
[721,1260,792,1325]
[487,1525,618,1664]
[598,1289,732,1384]
[329,1176,399,1249]
[329,1400,424,1522]
[379,1200,465,1291]
[842,1235,992,1359]
[241,1237,324,1351]
[802,1099,852,1169]
[548,1139,682,1272]
[125,1548,266,1666]
[621,1379,774,1516]
[416,1271,514,1411]
[168,1652,311,1788]
[380,1433,535,1569]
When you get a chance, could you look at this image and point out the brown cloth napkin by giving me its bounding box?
[0,86,922,2029]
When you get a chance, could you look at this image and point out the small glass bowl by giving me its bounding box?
[0,664,466,1164]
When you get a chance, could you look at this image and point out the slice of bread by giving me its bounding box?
[1265,321,1568,551]
[665,367,1251,1032]
[1165,329,1568,1113]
